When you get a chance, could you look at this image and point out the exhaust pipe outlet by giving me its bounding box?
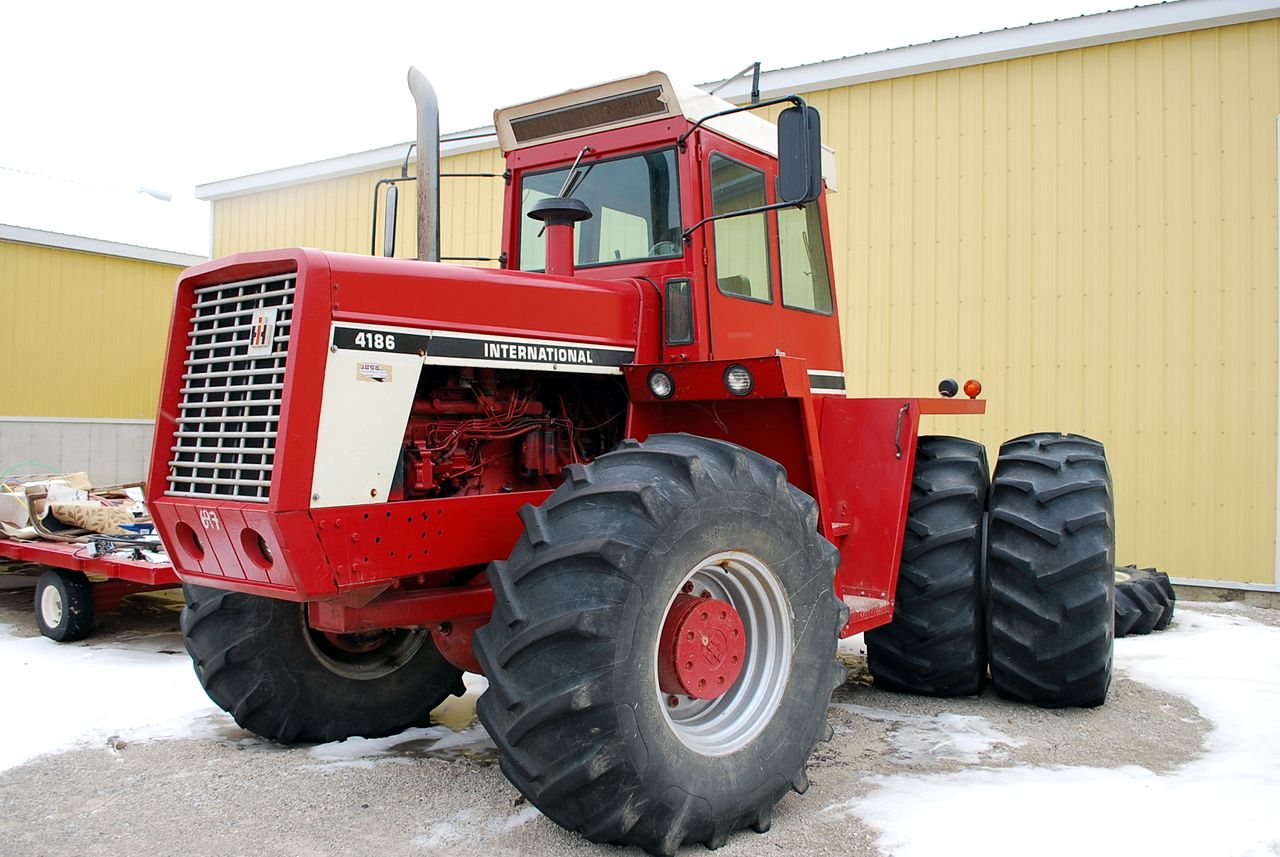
[407,67,440,263]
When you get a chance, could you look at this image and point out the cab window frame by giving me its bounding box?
[777,200,835,316]
[707,152,775,305]
[516,146,683,273]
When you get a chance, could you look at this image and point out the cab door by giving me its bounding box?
[698,133,780,360]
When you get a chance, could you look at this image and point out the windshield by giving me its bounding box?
[519,148,681,271]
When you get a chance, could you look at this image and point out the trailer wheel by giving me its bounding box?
[181,585,466,744]
[35,569,95,642]
[866,436,988,696]
[474,434,846,857]
[986,433,1115,708]
[1114,565,1175,637]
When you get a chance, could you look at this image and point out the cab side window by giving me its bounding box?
[778,202,833,314]
[709,155,772,302]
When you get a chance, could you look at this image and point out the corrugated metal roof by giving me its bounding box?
[195,0,1280,201]
[0,167,209,259]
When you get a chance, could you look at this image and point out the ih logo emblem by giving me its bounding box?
[247,307,278,356]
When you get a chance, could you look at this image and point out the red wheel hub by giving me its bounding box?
[657,593,747,699]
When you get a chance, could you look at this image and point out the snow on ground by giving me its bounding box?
[832,703,1026,764]
[826,610,1280,857]
[0,623,226,771]
[307,722,496,770]
[3,606,1278,856]
[412,805,543,851]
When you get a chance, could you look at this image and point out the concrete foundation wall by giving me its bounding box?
[0,418,153,486]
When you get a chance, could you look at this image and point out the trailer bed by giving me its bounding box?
[0,536,180,641]
[0,537,177,585]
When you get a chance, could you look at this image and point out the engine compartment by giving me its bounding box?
[392,365,628,500]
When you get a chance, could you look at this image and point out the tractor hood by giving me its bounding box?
[316,251,647,364]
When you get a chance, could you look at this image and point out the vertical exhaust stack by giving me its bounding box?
[407,67,440,262]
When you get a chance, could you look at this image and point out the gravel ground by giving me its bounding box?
[0,575,1269,857]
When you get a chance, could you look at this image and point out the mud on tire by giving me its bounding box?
[473,434,847,857]
[986,433,1115,708]
[866,436,989,697]
[181,585,465,743]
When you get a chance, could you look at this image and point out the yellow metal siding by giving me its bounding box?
[0,240,183,419]
[804,20,1280,583]
[212,148,506,264]
[206,21,1279,583]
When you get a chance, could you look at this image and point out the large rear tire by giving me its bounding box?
[986,433,1115,708]
[474,434,846,857]
[866,436,988,696]
[181,585,465,743]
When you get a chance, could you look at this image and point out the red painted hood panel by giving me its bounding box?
[321,252,646,351]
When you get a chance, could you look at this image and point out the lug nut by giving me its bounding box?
[667,695,679,707]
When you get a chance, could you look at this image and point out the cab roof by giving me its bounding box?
[493,71,837,192]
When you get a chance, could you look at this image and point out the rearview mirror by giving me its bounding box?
[777,105,822,204]
[383,183,399,257]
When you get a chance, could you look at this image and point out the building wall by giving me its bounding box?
[0,239,186,484]
[206,20,1280,585]
[0,239,183,419]
[212,148,506,264]
[801,19,1279,585]
[0,418,153,485]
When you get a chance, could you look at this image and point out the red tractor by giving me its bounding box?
[148,69,1114,855]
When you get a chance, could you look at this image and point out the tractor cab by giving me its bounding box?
[491,72,845,386]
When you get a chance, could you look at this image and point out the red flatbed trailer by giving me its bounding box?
[0,536,179,641]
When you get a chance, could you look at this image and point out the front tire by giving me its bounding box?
[866,436,988,696]
[474,435,846,856]
[181,585,465,743]
[35,569,95,642]
[986,433,1115,708]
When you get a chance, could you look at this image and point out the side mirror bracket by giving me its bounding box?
[680,95,823,243]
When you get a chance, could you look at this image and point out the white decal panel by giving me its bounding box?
[310,337,423,508]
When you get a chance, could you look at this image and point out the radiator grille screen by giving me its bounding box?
[166,272,295,502]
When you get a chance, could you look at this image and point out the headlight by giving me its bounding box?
[648,369,675,399]
[724,365,753,396]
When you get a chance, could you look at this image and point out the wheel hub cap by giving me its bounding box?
[658,593,747,699]
[41,587,63,626]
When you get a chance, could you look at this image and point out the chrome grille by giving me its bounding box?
[166,273,295,502]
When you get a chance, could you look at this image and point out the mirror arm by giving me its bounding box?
[676,94,807,152]
[682,198,807,244]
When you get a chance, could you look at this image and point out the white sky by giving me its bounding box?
[1,0,1131,198]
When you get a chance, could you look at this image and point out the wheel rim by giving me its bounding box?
[40,586,64,628]
[655,550,792,756]
[301,611,428,680]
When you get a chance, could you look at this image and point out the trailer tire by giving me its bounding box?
[1114,565,1175,637]
[986,433,1115,708]
[35,568,95,642]
[474,434,847,857]
[866,436,988,696]
[181,585,466,744]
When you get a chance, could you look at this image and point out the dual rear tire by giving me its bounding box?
[866,432,1116,709]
